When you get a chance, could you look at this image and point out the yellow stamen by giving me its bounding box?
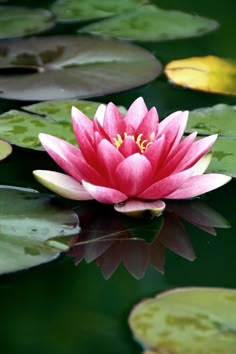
[113,132,154,153]
[113,134,123,149]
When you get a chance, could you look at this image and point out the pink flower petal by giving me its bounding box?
[72,129,98,168]
[139,168,194,200]
[165,174,232,199]
[136,107,159,140]
[71,106,93,144]
[157,132,197,178]
[174,134,217,172]
[40,132,106,186]
[39,133,83,182]
[144,135,166,170]
[159,111,189,154]
[124,97,148,129]
[33,170,93,200]
[82,181,127,204]
[103,102,125,139]
[40,134,105,185]
[97,139,124,185]
[115,153,152,196]
[75,155,108,186]
[158,111,185,132]
[93,118,109,140]
[114,199,165,218]
[118,136,140,157]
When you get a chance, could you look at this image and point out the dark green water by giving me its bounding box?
[0,1,236,353]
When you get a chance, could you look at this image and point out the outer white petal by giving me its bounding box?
[94,104,107,126]
[114,199,165,218]
[33,170,93,200]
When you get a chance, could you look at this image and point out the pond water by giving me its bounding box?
[0,0,236,353]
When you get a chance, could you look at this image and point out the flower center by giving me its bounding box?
[113,133,153,153]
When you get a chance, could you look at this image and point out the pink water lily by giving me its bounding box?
[33,97,231,214]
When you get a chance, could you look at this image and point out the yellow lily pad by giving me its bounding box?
[164,56,236,96]
[129,287,236,354]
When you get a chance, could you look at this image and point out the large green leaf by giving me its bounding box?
[0,186,80,274]
[0,6,55,39]
[188,104,236,137]
[188,104,236,178]
[0,139,12,160]
[0,36,161,101]
[129,287,236,354]
[78,5,218,42]
[0,100,123,149]
[51,0,145,22]
[208,138,236,178]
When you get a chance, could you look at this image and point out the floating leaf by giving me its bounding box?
[0,186,80,274]
[188,104,236,137]
[165,56,236,95]
[129,287,236,354]
[0,36,161,101]
[0,139,12,160]
[209,137,236,178]
[51,0,145,22]
[79,5,218,42]
[187,104,236,177]
[23,100,103,123]
[0,6,55,39]
[0,100,102,149]
[23,99,127,122]
[0,100,126,150]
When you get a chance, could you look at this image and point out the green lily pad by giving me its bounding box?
[0,186,80,275]
[0,36,161,101]
[78,5,219,42]
[188,104,236,137]
[51,0,145,22]
[129,287,236,354]
[208,138,236,178]
[23,99,103,124]
[0,6,56,39]
[0,100,103,149]
[0,139,12,160]
[23,100,127,120]
[188,104,236,178]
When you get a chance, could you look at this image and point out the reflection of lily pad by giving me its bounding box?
[188,105,236,178]
[0,100,103,149]
[0,7,55,39]
[51,0,145,22]
[165,56,236,95]
[0,36,161,101]
[79,5,219,42]
[0,186,80,275]
[0,139,12,160]
[129,287,236,354]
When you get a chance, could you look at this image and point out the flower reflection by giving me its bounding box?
[69,200,230,279]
